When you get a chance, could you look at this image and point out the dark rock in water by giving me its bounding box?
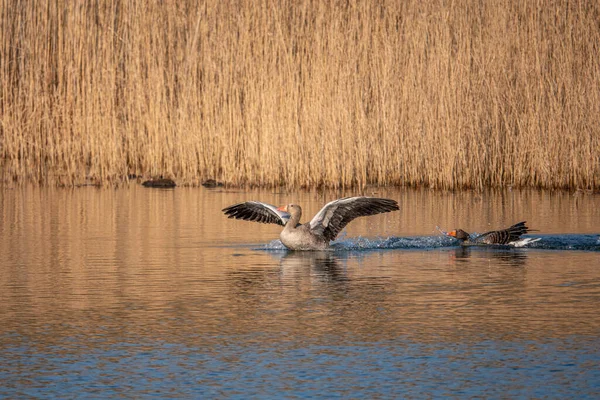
[142,178,176,188]
[202,179,224,188]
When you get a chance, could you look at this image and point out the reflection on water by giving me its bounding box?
[0,185,599,398]
[449,246,529,266]
[275,251,347,279]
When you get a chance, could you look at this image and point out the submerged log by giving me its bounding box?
[201,179,224,188]
[142,178,176,188]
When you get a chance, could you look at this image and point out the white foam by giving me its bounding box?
[511,238,541,247]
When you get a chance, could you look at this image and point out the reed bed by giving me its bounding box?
[1,0,599,189]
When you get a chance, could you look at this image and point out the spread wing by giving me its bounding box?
[308,197,399,242]
[222,201,290,226]
[477,221,531,244]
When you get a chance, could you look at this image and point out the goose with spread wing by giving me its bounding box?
[222,197,399,250]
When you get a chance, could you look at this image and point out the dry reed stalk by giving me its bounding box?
[1,0,599,189]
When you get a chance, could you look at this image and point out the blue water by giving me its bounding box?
[2,335,600,398]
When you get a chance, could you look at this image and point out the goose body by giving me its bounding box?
[223,197,399,250]
[447,221,539,247]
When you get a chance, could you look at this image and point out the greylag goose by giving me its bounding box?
[444,221,540,247]
[222,197,399,250]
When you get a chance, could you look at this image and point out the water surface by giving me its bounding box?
[1,185,599,398]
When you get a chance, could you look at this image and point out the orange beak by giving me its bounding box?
[276,205,287,212]
[447,230,457,237]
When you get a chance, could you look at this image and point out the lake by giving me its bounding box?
[1,185,599,398]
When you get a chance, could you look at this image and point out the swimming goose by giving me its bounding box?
[445,221,539,247]
[222,197,399,250]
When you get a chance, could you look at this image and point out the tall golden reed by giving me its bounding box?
[1,0,599,189]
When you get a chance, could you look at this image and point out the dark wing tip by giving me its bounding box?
[222,201,286,226]
[222,203,241,213]
[367,197,399,213]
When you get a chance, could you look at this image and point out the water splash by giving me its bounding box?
[258,235,457,251]
[332,235,456,250]
[262,239,289,251]
[525,234,600,251]
[258,234,600,252]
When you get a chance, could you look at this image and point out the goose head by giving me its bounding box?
[448,229,470,241]
[277,204,302,221]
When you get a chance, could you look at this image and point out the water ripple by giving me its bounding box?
[259,234,600,251]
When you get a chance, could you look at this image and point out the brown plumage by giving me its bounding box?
[448,221,535,245]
